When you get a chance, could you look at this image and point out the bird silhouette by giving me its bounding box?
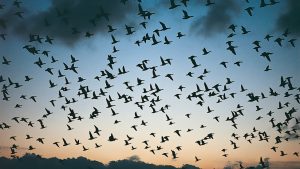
[205,0,215,6]
[108,133,117,141]
[245,7,254,16]
[2,56,11,65]
[169,0,180,9]
[182,10,193,19]
[202,48,211,55]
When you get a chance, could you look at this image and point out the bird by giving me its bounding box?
[205,0,215,6]
[288,39,296,47]
[181,0,189,7]
[174,130,181,137]
[264,34,273,41]
[0,33,7,40]
[111,35,119,44]
[45,36,53,44]
[213,116,220,122]
[227,45,237,55]
[107,25,116,32]
[245,7,254,16]
[195,156,200,162]
[264,65,271,71]
[62,138,70,146]
[140,21,147,29]
[220,61,228,68]
[188,55,200,68]
[182,10,193,19]
[234,61,242,66]
[169,0,180,9]
[165,74,174,81]
[74,139,81,145]
[13,0,22,8]
[274,37,284,47]
[125,24,135,35]
[280,151,287,156]
[93,125,101,136]
[270,0,279,6]
[241,26,250,34]
[271,146,278,152]
[108,133,117,141]
[164,36,172,44]
[260,0,268,8]
[171,150,178,159]
[2,56,11,65]
[177,32,185,38]
[152,34,161,45]
[88,131,96,140]
[159,21,170,31]
[85,32,94,37]
[14,11,24,18]
[228,24,237,32]
[82,146,89,151]
[261,52,273,62]
[28,145,35,150]
[36,138,45,144]
[26,134,33,140]
[202,48,211,55]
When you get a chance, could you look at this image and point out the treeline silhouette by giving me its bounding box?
[0,153,200,169]
[0,153,291,169]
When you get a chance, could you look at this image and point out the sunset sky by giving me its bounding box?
[0,0,299,169]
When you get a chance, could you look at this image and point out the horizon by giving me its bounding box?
[1,153,300,169]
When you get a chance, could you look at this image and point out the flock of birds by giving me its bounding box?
[0,0,299,168]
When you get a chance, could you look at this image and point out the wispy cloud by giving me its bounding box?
[0,146,27,151]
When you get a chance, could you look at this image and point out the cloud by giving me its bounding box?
[0,146,27,150]
[0,153,201,169]
[283,124,300,141]
[281,116,300,141]
[276,0,300,37]
[127,155,140,162]
[190,0,241,37]
[0,0,136,45]
[181,164,200,169]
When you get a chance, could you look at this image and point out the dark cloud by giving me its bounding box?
[0,0,137,45]
[276,0,300,36]
[0,153,201,169]
[283,122,300,141]
[281,116,300,141]
[190,0,241,37]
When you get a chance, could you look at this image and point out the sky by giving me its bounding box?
[0,0,300,169]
